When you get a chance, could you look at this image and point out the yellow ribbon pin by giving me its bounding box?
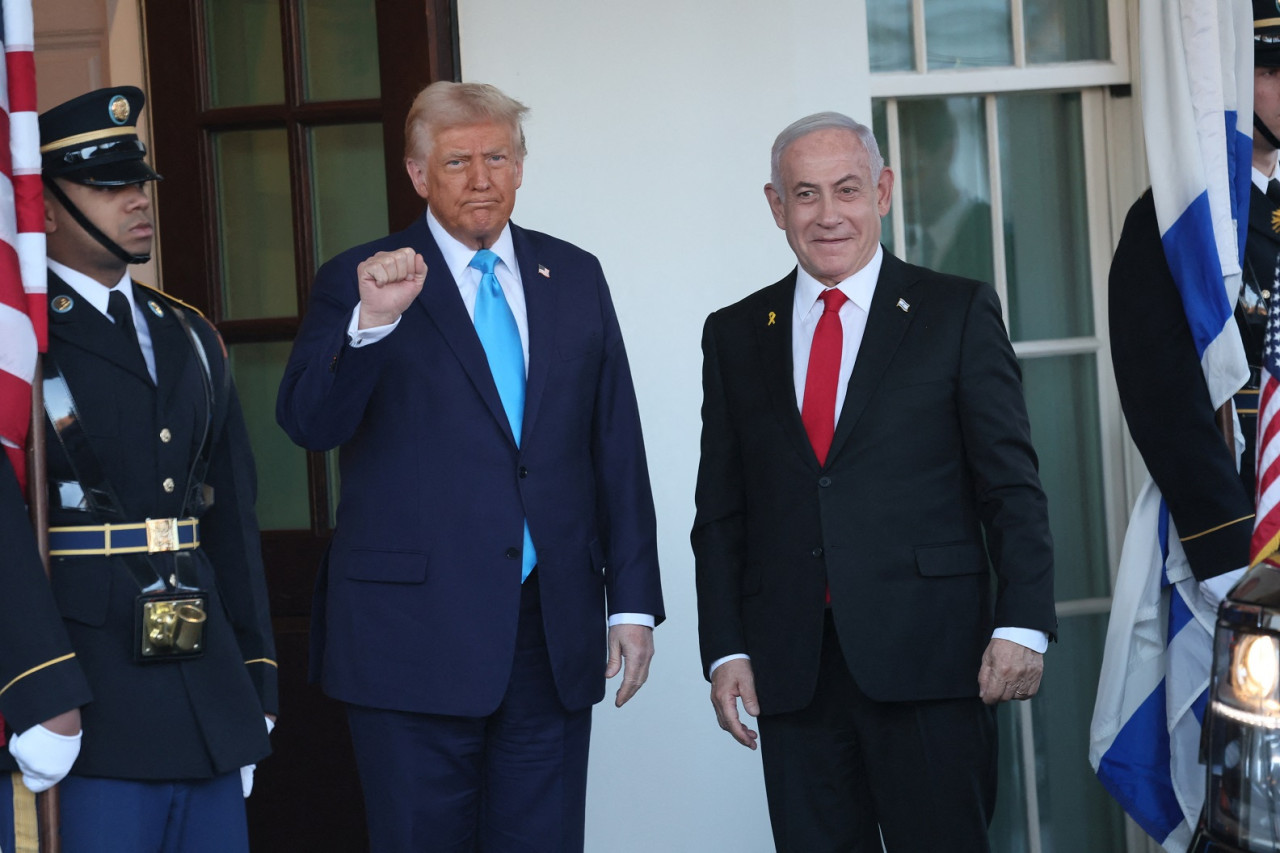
[768,311,776,326]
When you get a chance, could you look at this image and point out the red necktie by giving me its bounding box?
[801,288,848,466]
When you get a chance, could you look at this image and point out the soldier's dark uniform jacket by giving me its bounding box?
[1109,185,1278,580]
[0,276,278,781]
[0,453,92,736]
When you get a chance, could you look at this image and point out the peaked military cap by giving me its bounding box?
[39,86,161,186]
[1259,0,1280,67]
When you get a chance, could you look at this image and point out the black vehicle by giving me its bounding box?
[1192,564,1280,852]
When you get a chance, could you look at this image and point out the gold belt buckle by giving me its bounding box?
[144,518,181,553]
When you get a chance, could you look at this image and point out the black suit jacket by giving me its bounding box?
[2,274,278,781]
[692,251,1056,712]
[0,453,92,736]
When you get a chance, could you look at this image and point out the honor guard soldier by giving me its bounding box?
[1109,1,1280,598]
[0,450,93,842]
[8,86,278,852]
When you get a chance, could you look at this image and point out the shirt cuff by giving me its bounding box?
[346,305,399,347]
[607,613,655,628]
[708,653,750,677]
[992,627,1049,654]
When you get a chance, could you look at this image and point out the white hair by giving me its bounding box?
[769,111,884,189]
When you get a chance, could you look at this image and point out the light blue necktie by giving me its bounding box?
[469,249,536,581]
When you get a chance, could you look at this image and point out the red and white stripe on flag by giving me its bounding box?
[0,0,46,495]
[1254,299,1280,566]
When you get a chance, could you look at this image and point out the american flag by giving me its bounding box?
[1253,281,1280,565]
[0,0,45,495]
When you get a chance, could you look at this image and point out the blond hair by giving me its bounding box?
[404,81,529,162]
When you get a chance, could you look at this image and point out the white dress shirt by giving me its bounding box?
[48,258,157,382]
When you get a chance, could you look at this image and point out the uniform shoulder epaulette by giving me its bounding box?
[135,281,208,321]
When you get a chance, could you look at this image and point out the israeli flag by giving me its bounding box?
[1088,1,1252,850]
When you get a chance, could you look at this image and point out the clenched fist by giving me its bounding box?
[357,248,427,329]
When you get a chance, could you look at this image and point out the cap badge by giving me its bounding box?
[108,95,130,125]
[147,300,164,318]
[51,295,74,313]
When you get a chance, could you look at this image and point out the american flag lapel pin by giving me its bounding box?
[538,264,551,278]
[897,298,910,313]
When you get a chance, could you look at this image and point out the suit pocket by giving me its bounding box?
[557,329,603,361]
[915,542,987,577]
[339,548,428,584]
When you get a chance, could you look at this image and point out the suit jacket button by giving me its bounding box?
[505,547,519,560]
[818,476,832,487]
[518,466,528,479]
[812,547,823,558]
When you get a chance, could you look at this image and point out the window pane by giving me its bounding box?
[300,0,381,102]
[1031,613,1128,851]
[867,0,914,72]
[925,0,1012,69]
[898,97,993,283]
[871,100,894,251]
[229,343,310,530]
[205,0,284,107]
[1020,354,1110,601]
[998,92,1093,341]
[1026,0,1109,63]
[989,700,1032,852]
[213,129,298,319]
[309,123,389,266]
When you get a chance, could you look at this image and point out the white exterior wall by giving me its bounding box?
[459,3,870,850]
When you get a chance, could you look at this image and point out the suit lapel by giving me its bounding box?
[135,284,189,410]
[410,218,518,446]
[512,224,553,442]
[47,273,152,386]
[752,273,815,465]
[828,251,917,462]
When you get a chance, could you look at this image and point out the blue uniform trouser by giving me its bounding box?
[52,771,248,853]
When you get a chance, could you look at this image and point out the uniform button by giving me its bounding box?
[505,547,520,560]
[818,476,832,488]
[518,466,528,479]
[159,428,172,443]
[812,547,824,558]
[162,477,175,493]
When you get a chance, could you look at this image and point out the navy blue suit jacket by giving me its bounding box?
[278,215,663,716]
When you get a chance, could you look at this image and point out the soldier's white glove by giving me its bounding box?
[1199,566,1247,613]
[240,716,276,798]
[8,724,81,793]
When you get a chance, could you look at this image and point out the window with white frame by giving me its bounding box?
[865,0,1140,851]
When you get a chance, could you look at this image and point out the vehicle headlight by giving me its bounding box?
[1233,634,1280,706]
[1203,603,1280,851]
